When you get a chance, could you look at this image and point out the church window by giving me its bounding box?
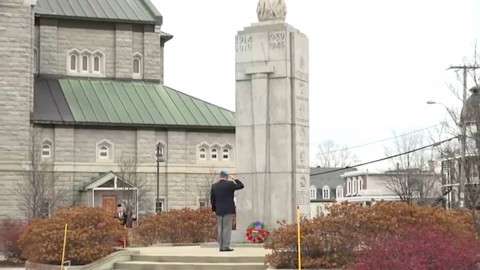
[91,50,105,76]
[41,144,51,158]
[222,148,229,160]
[82,55,89,72]
[93,56,100,72]
[99,146,108,159]
[96,139,114,161]
[133,53,142,79]
[211,148,218,160]
[41,139,53,159]
[70,55,77,71]
[199,148,207,160]
[67,49,105,77]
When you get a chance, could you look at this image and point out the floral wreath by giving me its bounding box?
[245,221,269,243]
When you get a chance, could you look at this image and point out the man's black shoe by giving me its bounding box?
[220,248,234,252]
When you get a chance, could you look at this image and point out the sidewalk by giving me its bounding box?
[0,245,270,269]
[126,244,270,256]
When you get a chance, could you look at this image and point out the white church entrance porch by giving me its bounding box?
[84,171,138,217]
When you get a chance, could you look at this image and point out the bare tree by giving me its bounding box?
[117,156,150,226]
[315,140,359,168]
[16,128,68,218]
[195,168,218,207]
[433,47,480,232]
[384,132,442,205]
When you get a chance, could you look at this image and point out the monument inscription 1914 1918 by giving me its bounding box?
[234,0,310,236]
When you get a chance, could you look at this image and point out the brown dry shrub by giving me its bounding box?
[132,207,216,245]
[265,202,476,269]
[18,206,126,265]
[0,218,28,259]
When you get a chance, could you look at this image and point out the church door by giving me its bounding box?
[102,195,117,215]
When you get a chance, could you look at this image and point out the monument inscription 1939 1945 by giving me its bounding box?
[234,0,310,236]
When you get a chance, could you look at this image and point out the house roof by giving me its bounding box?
[32,78,235,129]
[310,167,357,188]
[34,0,162,25]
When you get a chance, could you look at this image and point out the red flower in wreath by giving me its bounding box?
[246,221,269,243]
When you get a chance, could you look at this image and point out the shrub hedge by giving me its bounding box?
[265,202,477,269]
[351,226,480,270]
[0,218,27,259]
[18,206,126,265]
[132,207,216,245]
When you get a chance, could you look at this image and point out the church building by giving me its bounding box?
[0,0,236,218]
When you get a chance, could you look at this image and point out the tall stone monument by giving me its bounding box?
[235,0,310,233]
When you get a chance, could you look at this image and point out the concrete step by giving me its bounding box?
[114,261,267,270]
[131,254,265,263]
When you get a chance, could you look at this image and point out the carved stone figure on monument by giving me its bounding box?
[256,0,287,22]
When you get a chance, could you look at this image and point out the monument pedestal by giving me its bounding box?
[234,20,310,235]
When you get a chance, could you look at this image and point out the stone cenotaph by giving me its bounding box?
[235,0,310,234]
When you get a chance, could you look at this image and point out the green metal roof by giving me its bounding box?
[35,0,162,24]
[33,78,235,129]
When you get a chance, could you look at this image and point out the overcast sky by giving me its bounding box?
[152,0,480,171]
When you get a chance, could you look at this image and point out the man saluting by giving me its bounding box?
[210,169,244,252]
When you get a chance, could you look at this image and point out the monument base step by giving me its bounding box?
[231,229,248,243]
[200,242,265,248]
[114,261,266,270]
[114,253,267,270]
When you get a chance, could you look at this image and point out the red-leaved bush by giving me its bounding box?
[265,202,477,269]
[350,226,480,270]
[0,218,28,259]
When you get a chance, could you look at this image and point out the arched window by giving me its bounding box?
[99,145,109,159]
[211,148,218,160]
[133,59,140,74]
[132,53,143,79]
[91,50,105,76]
[222,148,230,160]
[41,144,51,158]
[359,177,364,191]
[70,54,77,71]
[353,178,357,194]
[322,186,330,199]
[347,179,351,195]
[96,139,113,161]
[93,56,100,72]
[81,55,89,71]
[67,49,105,76]
[199,148,207,160]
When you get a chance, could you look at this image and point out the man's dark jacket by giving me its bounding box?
[210,179,244,216]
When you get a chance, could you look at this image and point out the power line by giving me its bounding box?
[318,122,451,155]
[311,136,457,176]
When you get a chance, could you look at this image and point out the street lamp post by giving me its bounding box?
[155,143,164,213]
[427,101,465,208]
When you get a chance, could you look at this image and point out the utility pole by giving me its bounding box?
[447,65,480,208]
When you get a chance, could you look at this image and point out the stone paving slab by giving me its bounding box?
[126,245,270,257]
